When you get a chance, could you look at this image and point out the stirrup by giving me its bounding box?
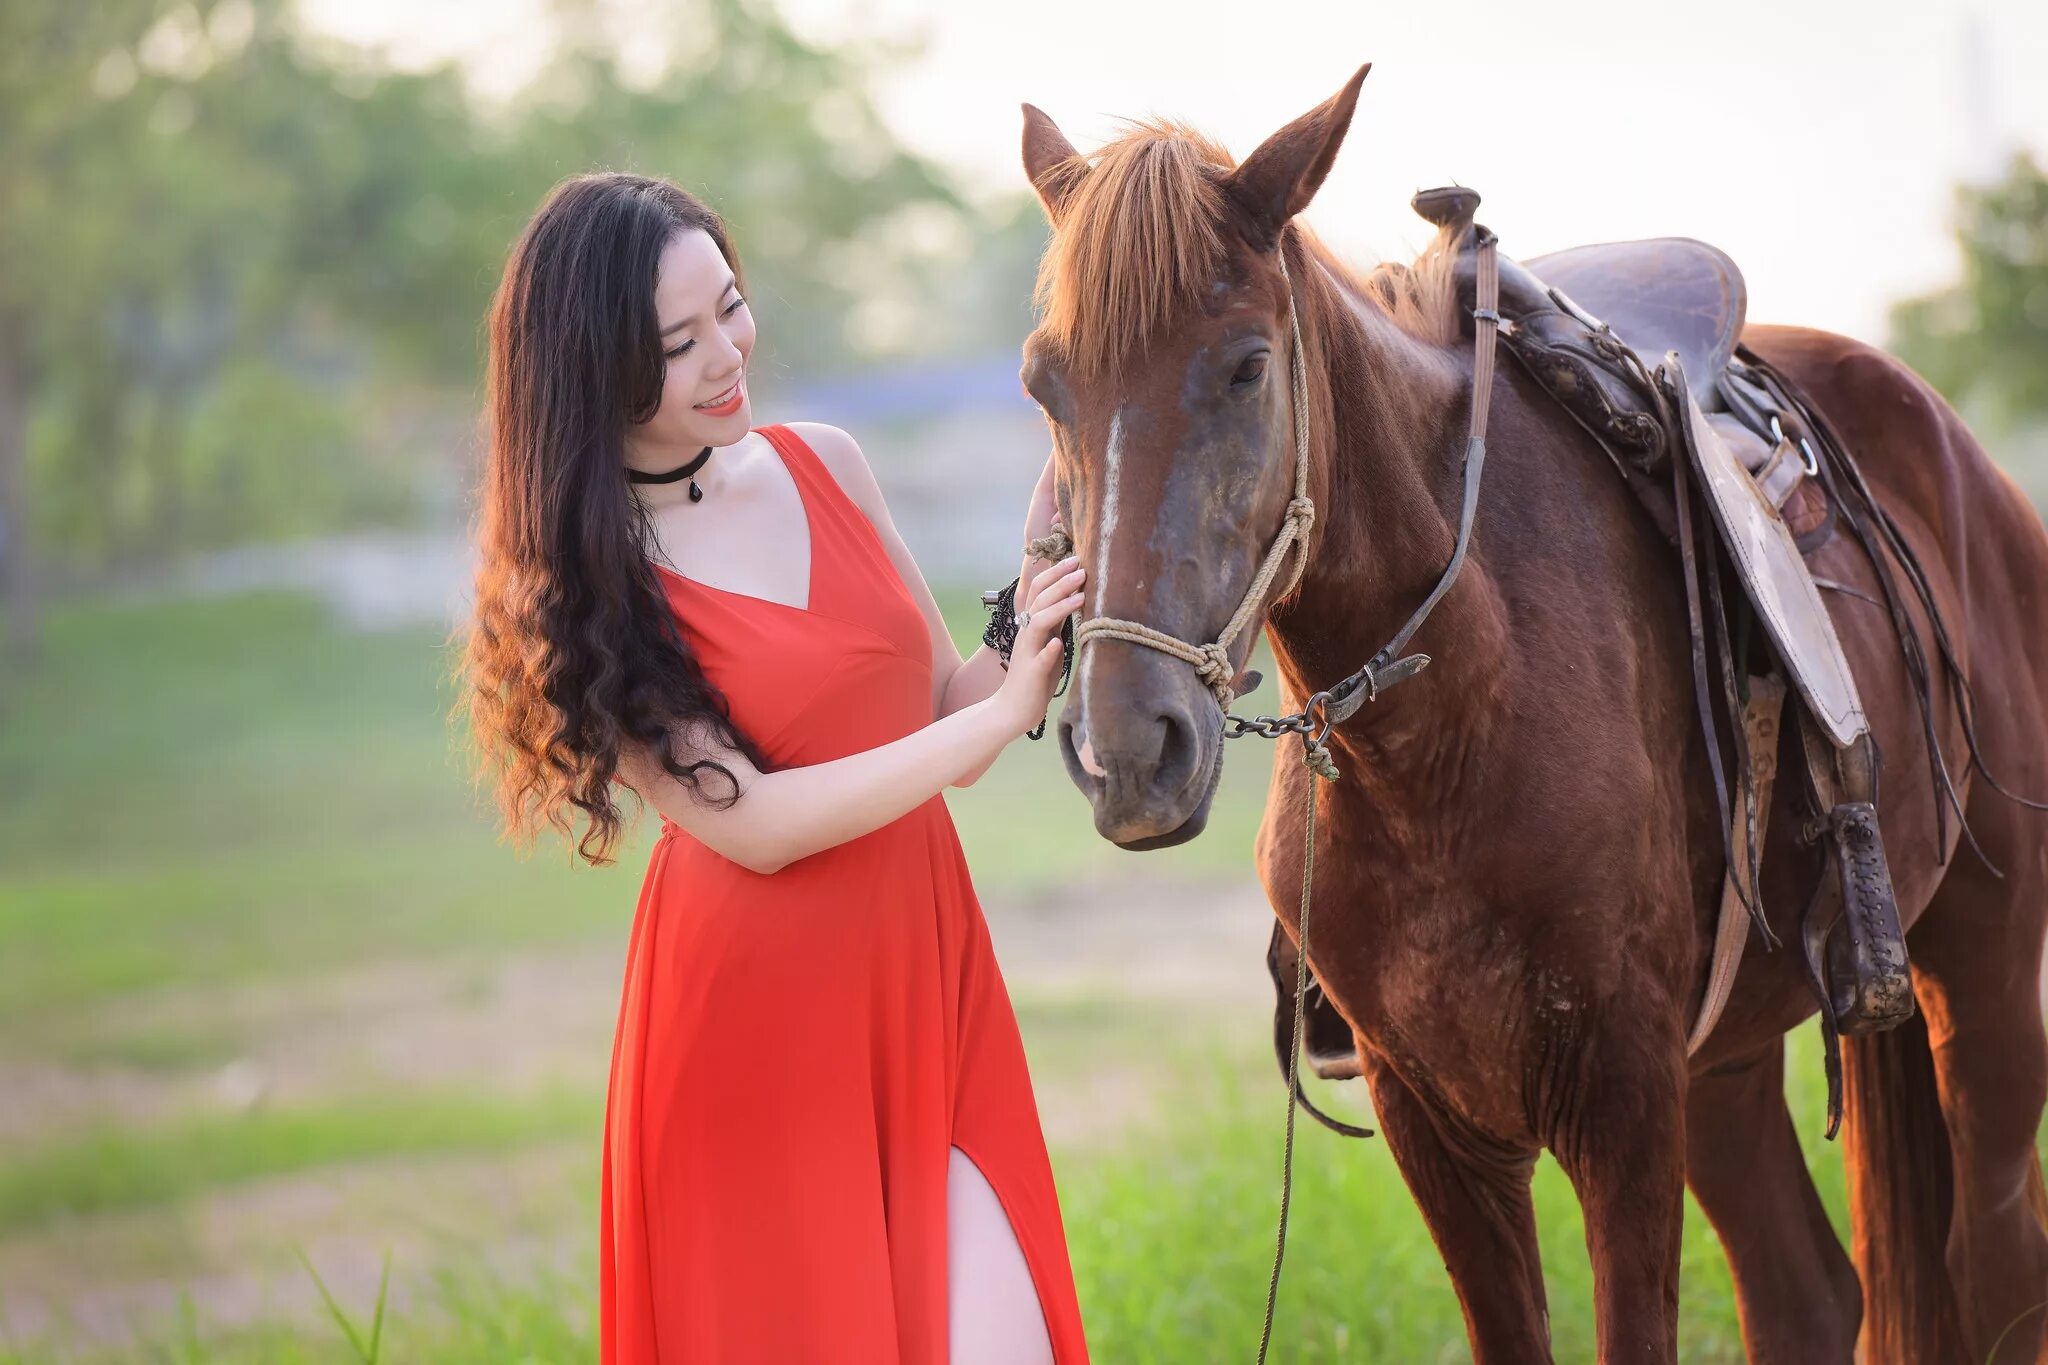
[1825,800,1913,1033]
[1797,715,1915,1037]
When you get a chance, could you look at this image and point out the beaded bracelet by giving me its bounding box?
[979,576,1076,741]
[981,576,1021,664]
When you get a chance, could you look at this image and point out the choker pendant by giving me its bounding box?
[629,445,714,501]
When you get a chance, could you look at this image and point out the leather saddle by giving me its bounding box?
[1417,186,1740,407]
[1527,238,1743,408]
[1416,186,1823,531]
[1269,189,1914,1131]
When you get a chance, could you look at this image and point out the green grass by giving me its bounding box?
[39,1021,247,1074]
[0,1085,598,1235]
[1062,1043,1843,1364]
[0,1042,1851,1364]
[0,591,630,1035]
[0,1262,602,1365]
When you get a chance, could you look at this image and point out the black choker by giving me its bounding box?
[628,445,714,501]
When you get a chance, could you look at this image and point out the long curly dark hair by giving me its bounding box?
[459,172,769,865]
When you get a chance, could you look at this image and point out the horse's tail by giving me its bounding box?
[1842,1012,1968,1363]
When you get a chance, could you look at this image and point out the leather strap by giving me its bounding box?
[1322,228,1501,724]
[1687,675,1785,1055]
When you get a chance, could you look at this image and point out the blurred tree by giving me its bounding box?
[2,0,471,653]
[1890,152,2048,426]
[501,0,962,380]
[0,0,966,660]
[0,2,169,658]
[908,192,1052,361]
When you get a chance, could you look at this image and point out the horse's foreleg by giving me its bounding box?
[1360,1050,1553,1364]
[1685,1040,1861,1363]
[1548,1029,1685,1364]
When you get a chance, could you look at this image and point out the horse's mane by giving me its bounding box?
[1032,118,1459,375]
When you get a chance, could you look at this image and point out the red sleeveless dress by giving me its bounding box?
[600,424,1091,1363]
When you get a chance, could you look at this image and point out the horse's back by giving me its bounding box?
[1745,322,2048,898]
[1743,323,2035,548]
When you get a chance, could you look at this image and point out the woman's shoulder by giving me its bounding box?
[778,421,888,522]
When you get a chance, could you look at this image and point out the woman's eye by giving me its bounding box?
[1232,354,1268,386]
[664,298,747,359]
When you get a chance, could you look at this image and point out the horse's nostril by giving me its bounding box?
[1156,710,1194,786]
[1060,710,1105,785]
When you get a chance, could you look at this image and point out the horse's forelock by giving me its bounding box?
[1031,120,1236,380]
[1031,119,1462,380]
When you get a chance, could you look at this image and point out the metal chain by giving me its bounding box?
[1222,689,1332,742]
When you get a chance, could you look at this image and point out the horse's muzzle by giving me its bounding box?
[1056,686,1221,848]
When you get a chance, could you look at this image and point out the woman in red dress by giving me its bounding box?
[462,172,1092,1363]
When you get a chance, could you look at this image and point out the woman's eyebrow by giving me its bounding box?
[660,276,738,337]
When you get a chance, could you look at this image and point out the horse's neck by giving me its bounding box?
[1268,262,1511,778]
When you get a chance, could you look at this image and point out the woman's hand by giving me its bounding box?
[992,554,1084,736]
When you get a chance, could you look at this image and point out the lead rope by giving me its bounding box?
[1255,726,1340,1365]
[1255,232,1497,1363]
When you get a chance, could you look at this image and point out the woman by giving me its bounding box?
[461,171,1091,1364]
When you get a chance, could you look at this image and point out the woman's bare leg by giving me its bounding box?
[948,1146,1055,1364]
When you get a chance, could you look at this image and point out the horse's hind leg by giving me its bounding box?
[1685,1040,1861,1363]
[1909,820,2048,1365]
[1360,1052,1554,1363]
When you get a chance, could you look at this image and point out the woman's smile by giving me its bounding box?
[694,374,745,415]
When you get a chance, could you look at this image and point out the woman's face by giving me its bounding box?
[632,228,756,454]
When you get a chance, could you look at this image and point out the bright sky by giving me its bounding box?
[302,0,2048,344]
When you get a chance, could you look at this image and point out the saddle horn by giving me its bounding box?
[1411,185,1481,234]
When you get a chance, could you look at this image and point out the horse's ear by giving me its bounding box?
[1224,64,1370,249]
[1022,103,1085,225]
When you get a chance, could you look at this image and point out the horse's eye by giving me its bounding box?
[1232,354,1269,386]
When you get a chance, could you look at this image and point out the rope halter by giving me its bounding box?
[1026,250,1316,712]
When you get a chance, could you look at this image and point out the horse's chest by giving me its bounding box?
[1356,955,1592,1146]
[1268,847,1583,1138]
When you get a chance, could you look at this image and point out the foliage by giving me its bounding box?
[1890,152,2048,426]
[0,0,971,587]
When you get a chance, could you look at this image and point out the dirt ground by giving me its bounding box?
[0,873,1284,1350]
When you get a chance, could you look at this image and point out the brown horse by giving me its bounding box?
[1018,67,2048,1364]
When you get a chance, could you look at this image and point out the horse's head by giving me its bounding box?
[1019,66,1369,849]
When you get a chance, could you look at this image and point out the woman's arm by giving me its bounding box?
[788,423,1060,747]
[940,650,1010,789]
[938,452,1062,739]
[618,555,1085,873]
[939,456,1066,785]
[618,697,1012,875]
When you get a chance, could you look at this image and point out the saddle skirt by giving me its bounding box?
[1661,358,1869,747]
